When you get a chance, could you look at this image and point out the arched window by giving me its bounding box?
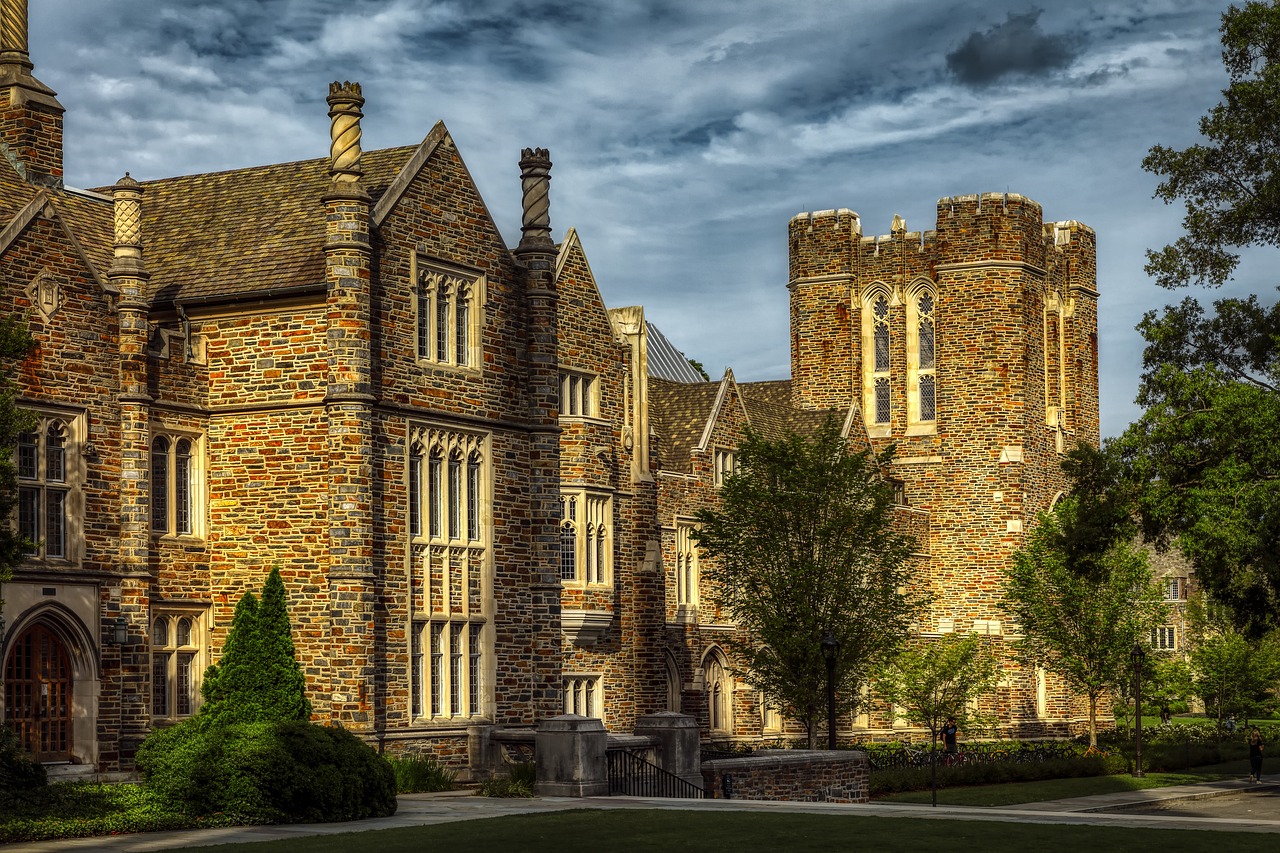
[665,653,682,712]
[560,495,578,581]
[150,432,201,536]
[861,289,893,433]
[907,285,938,427]
[408,442,424,539]
[704,653,731,733]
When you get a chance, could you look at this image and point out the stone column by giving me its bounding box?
[513,148,563,721]
[534,715,608,797]
[322,81,377,732]
[634,711,702,788]
[108,173,153,765]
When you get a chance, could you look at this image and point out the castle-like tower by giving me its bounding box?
[789,193,1099,726]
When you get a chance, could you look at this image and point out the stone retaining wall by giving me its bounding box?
[701,749,869,803]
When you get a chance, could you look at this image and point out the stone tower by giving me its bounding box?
[788,192,1099,728]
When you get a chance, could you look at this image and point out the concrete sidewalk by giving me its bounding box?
[5,776,1279,852]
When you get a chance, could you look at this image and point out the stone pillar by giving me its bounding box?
[634,711,702,788]
[534,715,608,797]
[0,0,64,186]
[322,81,376,731]
[108,173,153,765]
[513,148,563,722]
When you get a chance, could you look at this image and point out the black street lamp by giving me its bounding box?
[1131,642,1147,778]
[821,630,839,750]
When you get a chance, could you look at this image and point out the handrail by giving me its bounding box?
[606,748,704,799]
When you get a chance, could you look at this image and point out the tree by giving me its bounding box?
[200,567,311,725]
[874,632,1000,805]
[693,418,923,748]
[0,315,36,588]
[1183,593,1280,726]
[1004,503,1168,745]
[1131,0,1280,633]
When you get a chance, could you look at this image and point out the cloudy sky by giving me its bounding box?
[25,0,1266,436]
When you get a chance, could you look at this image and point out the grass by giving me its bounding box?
[175,809,1280,853]
[0,782,246,843]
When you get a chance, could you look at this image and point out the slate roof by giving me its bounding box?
[649,377,721,472]
[739,380,839,442]
[95,145,417,306]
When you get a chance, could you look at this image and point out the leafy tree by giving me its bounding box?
[200,567,311,725]
[1183,592,1280,726]
[694,418,923,748]
[0,315,36,588]
[687,358,711,382]
[874,632,1000,805]
[1004,503,1168,746]
[1131,0,1280,633]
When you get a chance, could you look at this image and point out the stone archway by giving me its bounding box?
[4,624,73,761]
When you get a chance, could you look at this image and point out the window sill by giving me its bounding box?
[866,424,892,438]
[153,533,206,546]
[904,422,937,436]
[415,360,483,377]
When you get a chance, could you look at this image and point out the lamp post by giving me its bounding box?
[1131,642,1146,778]
[821,630,839,750]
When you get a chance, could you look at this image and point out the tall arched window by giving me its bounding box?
[907,285,938,427]
[704,653,731,733]
[560,495,578,581]
[861,289,893,434]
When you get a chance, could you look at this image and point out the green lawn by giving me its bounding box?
[876,761,1250,806]
[177,809,1279,853]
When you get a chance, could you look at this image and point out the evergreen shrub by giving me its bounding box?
[136,567,395,823]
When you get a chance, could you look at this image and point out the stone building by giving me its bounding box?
[0,0,1100,776]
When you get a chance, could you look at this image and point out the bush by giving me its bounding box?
[0,724,46,796]
[137,719,396,822]
[387,754,456,793]
[869,753,1125,796]
[478,761,535,798]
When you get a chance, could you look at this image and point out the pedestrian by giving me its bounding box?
[1226,714,1236,734]
[942,716,958,756]
[1248,726,1264,783]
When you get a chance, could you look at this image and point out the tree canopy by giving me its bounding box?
[693,418,923,748]
[1127,0,1280,634]
[1004,502,1168,745]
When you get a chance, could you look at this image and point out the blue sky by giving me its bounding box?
[27,0,1266,436]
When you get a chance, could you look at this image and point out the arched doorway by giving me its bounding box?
[4,624,73,761]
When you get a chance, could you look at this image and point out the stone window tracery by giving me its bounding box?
[907,285,938,428]
[560,490,612,586]
[675,521,699,609]
[861,288,893,432]
[416,261,483,370]
[409,426,489,721]
[151,433,200,537]
[152,610,206,721]
[15,411,84,563]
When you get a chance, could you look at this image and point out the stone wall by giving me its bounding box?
[701,750,870,803]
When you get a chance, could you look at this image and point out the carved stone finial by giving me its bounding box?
[112,172,143,249]
[327,81,364,183]
[890,214,906,237]
[518,147,552,250]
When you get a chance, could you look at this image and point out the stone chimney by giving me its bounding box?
[517,147,553,250]
[0,0,65,186]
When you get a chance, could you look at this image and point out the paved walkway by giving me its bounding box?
[7,776,1279,852]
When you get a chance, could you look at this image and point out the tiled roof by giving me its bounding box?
[649,377,720,472]
[99,145,417,305]
[739,380,838,442]
[0,160,34,225]
[54,188,113,279]
[646,321,706,383]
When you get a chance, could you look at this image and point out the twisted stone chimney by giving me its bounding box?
[517,147,553,250]
[0,0,64,186]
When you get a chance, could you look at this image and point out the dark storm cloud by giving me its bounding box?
[946,9,1079,86]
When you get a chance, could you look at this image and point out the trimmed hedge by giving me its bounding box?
[869,754,1127,796]
[136,719,396,823]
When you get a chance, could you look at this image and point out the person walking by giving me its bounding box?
[1248,726,1265,783]
[942,717,959,757]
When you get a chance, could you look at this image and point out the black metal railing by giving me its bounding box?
[606,749,704,798]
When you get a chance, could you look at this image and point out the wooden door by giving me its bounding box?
[3,624,73,762]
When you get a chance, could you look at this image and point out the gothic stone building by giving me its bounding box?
[0,0,1099,775]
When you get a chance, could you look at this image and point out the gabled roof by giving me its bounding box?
[0,181,113,294]
[649,377,721,472]
[738,380,837,442]
[109,145,416,306]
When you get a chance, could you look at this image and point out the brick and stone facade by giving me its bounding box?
[0,0,1100,776]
